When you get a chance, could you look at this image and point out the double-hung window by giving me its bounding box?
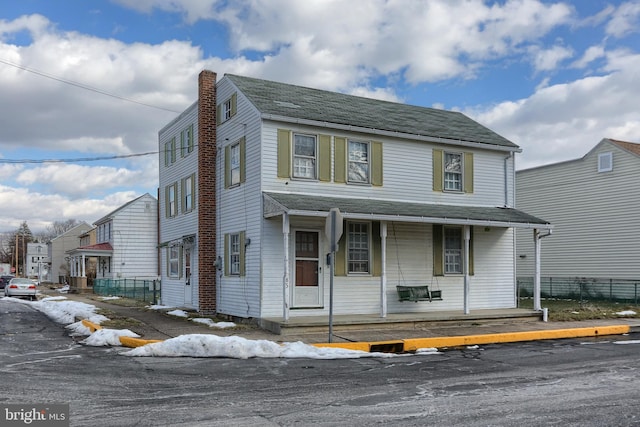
[444,152,462,191]
[229,233,240,275]
[168,246,180,278]
[348,140,370,183]
[223,98,232,121]
[181,125,194,157]
[182,174,195,213]
[164,138,176,166]
[293,133,317,179]
[444,227,462,274]
[166,183,178,217]
[230,142,241,186]
[348,222,370,274]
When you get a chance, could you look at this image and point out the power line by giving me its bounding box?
[0,151,159,164]
[0,58,182,114]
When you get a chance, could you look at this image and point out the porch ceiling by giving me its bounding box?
[263,192,551,229]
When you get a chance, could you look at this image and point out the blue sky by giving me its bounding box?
[1,0,639,233]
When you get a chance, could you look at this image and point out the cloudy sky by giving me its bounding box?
[0,0,639,233]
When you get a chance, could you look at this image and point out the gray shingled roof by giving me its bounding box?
[264,192,550,228]
[226,74,518,149]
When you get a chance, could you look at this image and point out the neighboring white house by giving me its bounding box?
[158,70,551,325]
[26,242,48,282]
[67,193,159,291]
[516,138,640,281]
[47,222,93,284]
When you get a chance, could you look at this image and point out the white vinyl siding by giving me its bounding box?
[516,140,640,280]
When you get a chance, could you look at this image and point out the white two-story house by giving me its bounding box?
[158,71,550,328]
[67,193,158,291]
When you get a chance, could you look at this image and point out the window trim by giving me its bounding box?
[166,182,178,218]
[181,174,195,213]
[598,152,613,172]
[444,151,463,192]
[164,137,176,166]
[181,124,194,157]
[443,226,463,274]
[347,221,371,275]
[292,133,318,180]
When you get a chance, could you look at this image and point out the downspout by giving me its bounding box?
[533,228,552,312]
[380,221,387,318]
[504,152,512,207]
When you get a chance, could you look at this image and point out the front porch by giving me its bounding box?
[261,307,542,336]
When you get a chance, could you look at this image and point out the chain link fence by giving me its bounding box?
[517,277,640,304]
[93,278,161,304]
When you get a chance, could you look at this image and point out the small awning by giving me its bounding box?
[263,192,551,230]
[66,242,113,257]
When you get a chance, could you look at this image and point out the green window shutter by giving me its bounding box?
[188,124,194,152]
[464,152,474,193]
[318,134,331,182]
[433,149,443,192]
[216,104,222,125]
[371,141,383,186]
[224,234,230,276]
[239,231,246,277]
[180,131,185,158]
[277,129,291,178]
[230,93,237,117]
[165,248,170,276]
[334,222,346,276]
[334,137,347,183]
[433,224,444,276]
[180,178,186,213]
[469,226,474,276]
[240,137,246,183]
[224,145,231,188]
[372,222,382,276]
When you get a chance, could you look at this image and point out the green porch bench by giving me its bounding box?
[396,285,442,302]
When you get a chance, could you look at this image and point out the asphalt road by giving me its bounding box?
[2,299,640,426]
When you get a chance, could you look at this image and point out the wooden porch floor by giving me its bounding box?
[261,308,542,335]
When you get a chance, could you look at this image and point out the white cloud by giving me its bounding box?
[571,45,605,69]
[530,45,573,72]
[467,49,640,170]
[606,1,640,38]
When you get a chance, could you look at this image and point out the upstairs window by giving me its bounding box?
[230,142,241,185]
[293,133,317,179]
[444,152,462,191]
[165,183,178,218]
[217,93,237,124]
[181,124,194,157]
[164,138,176,166]
[182,174,195,213]
[223,99,232,121]
[348,140,370,183]
[598,152,613,172]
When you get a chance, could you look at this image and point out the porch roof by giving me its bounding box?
[66,242,113,257]
[263,192,551,229]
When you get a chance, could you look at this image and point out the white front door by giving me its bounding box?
[292,230,323,308]
[184,247,192,306]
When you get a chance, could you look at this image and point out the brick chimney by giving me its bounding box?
[197,70,217,314]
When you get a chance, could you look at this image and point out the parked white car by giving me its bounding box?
[4,277,37,300]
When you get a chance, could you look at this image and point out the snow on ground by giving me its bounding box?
[1,296,421,359]
[616,310,637,316]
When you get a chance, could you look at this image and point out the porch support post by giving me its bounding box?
[533,229,541,311]
[282,213,290,321]
[81,254,86,278]
[380,221,387,318]
[463,225,471,315]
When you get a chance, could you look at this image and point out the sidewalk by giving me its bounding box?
[47,289,640,350]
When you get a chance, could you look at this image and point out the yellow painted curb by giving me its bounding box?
[119,336,164,348]
[312,325,631,353]
[82,319,103,333]
[403,325,630,351]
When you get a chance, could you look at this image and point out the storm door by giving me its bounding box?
[293,230,322,308]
